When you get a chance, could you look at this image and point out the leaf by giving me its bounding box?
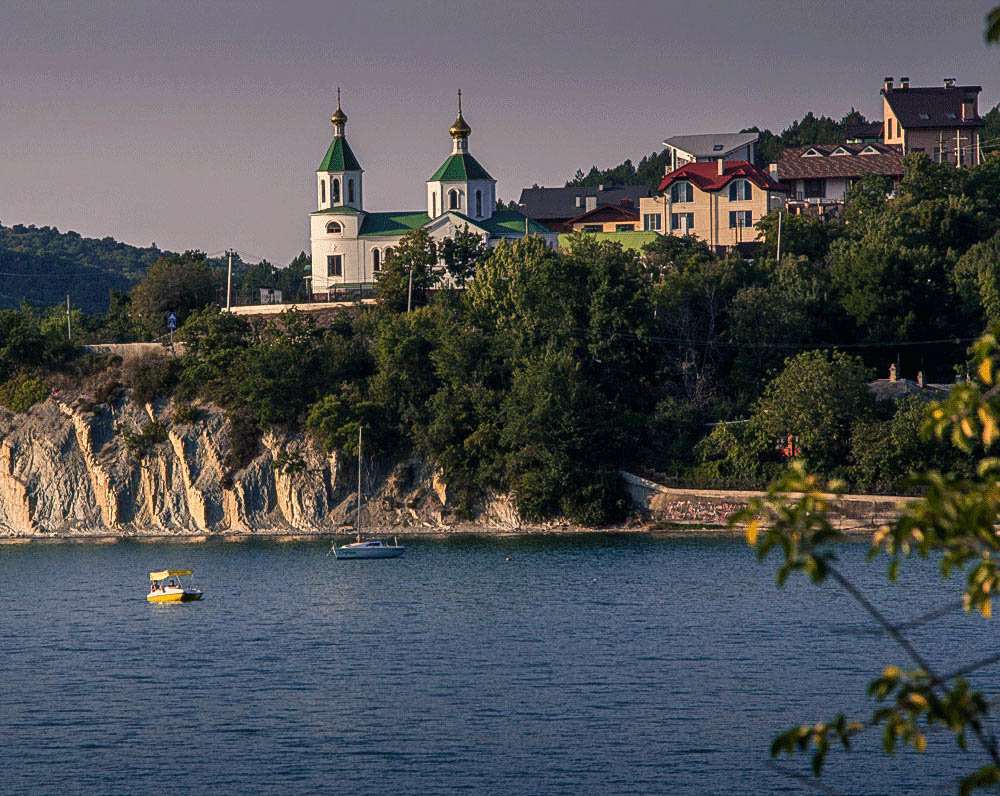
[978,356,994,386]
[746,518,760,547]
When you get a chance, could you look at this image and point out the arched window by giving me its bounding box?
[432,193,437,217]
[384,247,393,261]
[348,179,355,203]
[321,180,326,203]
[331,178,340,202]
[729,180,752,201]
[326,221,342,234]
[476,190,482,216]
[449,189,459,210]
[670,182,693,203]
[372,248,381,272]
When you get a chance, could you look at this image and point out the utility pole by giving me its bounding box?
[66,294,72,340]
[407,266,413,313]
[357,425,363,536]
[776,210,783,262]
[226,249,234,312]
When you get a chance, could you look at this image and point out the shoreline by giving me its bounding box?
[0,520,880,544]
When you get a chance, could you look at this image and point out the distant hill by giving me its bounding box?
[0,223,166,313]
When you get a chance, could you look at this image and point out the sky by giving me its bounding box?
[1,0,998,264]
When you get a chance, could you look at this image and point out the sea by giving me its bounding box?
[2,534,998,795]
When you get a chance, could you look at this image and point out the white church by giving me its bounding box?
[308,91,556,296]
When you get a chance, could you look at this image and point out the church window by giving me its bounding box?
[327,254,343,277]
[432,193,437,217]
[331,179,340,202]
[476,190,482,216]
[449,189,459,210]
[326,221,342,234]
[372,249,381,272]
[348,179,355,203]
[321,180,326,203]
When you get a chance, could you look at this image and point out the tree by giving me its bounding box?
[988,5,1000,42]
[754,211,832,262]
[438,226,488,288]
[375,228,439,313]
[130,251,219,337]
[734,328,1000,794]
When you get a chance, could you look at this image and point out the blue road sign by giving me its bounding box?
[166,312,177,330]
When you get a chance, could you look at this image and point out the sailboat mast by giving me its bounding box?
[357,425,363,535]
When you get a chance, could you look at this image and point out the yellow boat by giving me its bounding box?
[147,569,203,603]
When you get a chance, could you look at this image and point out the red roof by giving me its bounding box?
[566,203,640,225]
[657,160,787,194]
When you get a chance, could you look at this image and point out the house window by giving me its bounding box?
[327,254,343,277]
[803,179,825,199]
[583,224,602,232]
[321,180,326,203]
[331,179,340,202]
[728,210,752,229]
[643,213,662,231]
[802,148,822,157]
[449,189,459,210]
[670,212,694,231]
[615,224,632,231]
[326,221,342,234]
[372,249,380,272]
[962,101,974,120]
[670,182,693,203]
[348,179,355,203]
[728,180,751,201]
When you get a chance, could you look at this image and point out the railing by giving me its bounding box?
[223,284,377,308]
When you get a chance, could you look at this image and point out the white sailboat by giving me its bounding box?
[332,427,405,560]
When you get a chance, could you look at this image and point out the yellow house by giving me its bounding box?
[638,159,786,251]
[881,77,983,166]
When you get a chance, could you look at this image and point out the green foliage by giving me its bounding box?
[272,450,306,475]
[0,306,76,380]
[375,228,440,313]
[237,252,311,302]
[438,225,488,287]
[743,109,869,165]
[306,387,393,457]
[171,402,200,425]
[987,6,1000,42]
[0,372,50,412]
[754,211,832,262]
[118,420,168,454]
[130,251,219,337]
[0,222,165,313]
[565,149,672,189]
[122,353,181,404]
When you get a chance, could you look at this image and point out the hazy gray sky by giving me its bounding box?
[1,0,997,263]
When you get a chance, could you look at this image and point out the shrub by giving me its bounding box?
[118,420,168,455]
[122,353,180,404]
[272,450,306,475]
[0,373,50,413]
[171,402,200,425]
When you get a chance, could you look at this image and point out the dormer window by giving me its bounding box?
[918,113,930,120]
[712,144,724,151]
[860,145,880,155]
[670,181,693,203]
[831,147,850,156]
[802,148,823,157]
[326,221,342,234]
[946,112,957,119]
[728,179,752,201]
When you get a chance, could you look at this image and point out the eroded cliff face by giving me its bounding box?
[0,397,528,538]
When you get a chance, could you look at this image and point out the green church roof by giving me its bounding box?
[318,136,362,172]
[429,153,494,182]
[454,209,551,236]
[310,205,362,215]
[358,211,432,237]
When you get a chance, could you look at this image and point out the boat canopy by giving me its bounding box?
[149,570,192,580]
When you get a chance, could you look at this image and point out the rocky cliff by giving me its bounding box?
[0,396,529,538]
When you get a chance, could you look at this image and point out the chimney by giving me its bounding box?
[900,76,909,89]
[944,77,956,88]
[889,363,897,382]
[917,371,925,388]
[717,158,725,176]
[598,184,604,191]
[585,195,597,212]
[769,162,778,179]
[575,195,582,208]
[883,76,894,92]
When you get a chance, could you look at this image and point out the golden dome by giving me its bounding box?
[331,88,347,126]
[449,89,470,138]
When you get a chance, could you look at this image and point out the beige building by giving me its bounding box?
[638,159,786,250]
[882,77,983,166]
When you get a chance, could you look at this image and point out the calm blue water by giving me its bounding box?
[2,534,998,795]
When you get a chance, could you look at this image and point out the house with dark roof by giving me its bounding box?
[662,133,758,171]
[773,142,903,210]
[845,121,884,143]
[565,203,640,233]
[637,160,786,251]
[517,185,650,232]
[310,92,555,296]
[881,77,984,166]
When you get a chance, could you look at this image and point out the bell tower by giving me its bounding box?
[316,89,364,211]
